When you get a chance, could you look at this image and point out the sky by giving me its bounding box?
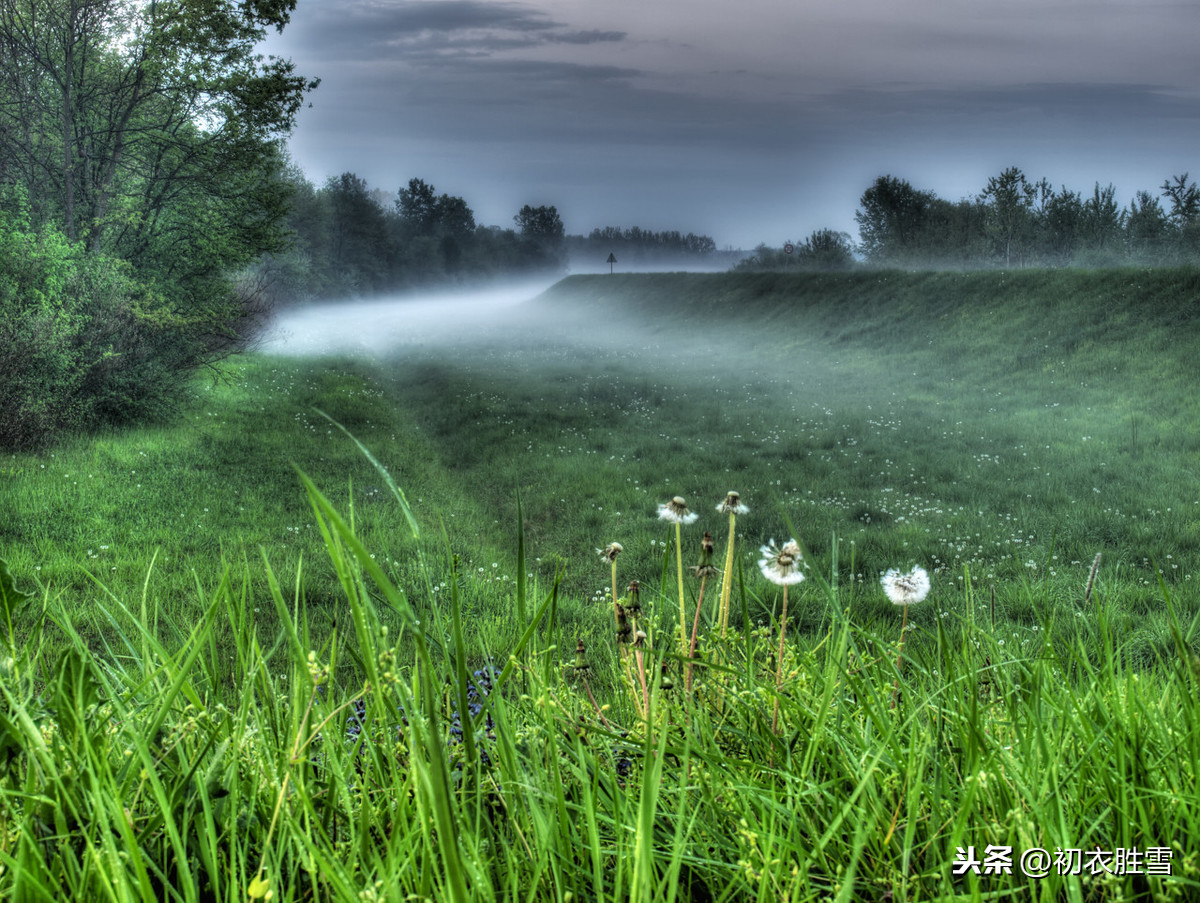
[261,0,1200,250]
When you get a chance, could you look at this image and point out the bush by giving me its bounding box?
[0,201,187,450]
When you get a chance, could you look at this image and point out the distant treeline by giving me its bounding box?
[252,171,566,302]
[256,170,722,302]
[739,168,1200,271]
[567,226,717,265]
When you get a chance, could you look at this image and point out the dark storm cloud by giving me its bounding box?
[283,0,625,63]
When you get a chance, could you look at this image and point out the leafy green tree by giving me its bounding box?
[980,167,1036,267]
[855,175,937,265]
[397,178,440,233]
[797,229,855,270]
[0,0,316,380]
[515,204,565,270]
[1160,173,1200,257]
[1078,183,1124,261]
[1037,187,1083,265]
[1161,174,1200,227]
[1125,190,1170,264]
[324,173,392,293]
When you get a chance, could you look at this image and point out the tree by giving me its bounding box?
[1078,183,1124,262]
[325,172,391,292]
[1039,187,1083,265]
[397,178,440,233]
[1160,173,1200,227]
[855,175,937,265]
[980,167,1036,267]
[515,204,565,269]
[797,228,854,270]
[0,0,316,361]
[1125,190,1170,263]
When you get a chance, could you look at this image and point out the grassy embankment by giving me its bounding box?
[0,268,1198,900]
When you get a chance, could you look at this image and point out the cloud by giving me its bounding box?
[280,0,625,63]
[553,30,628,45]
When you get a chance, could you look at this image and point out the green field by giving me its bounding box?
[1,269,1198,900]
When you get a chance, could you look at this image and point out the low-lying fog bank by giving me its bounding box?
[258,278,560,357]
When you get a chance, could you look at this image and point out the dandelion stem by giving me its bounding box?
[611,558,621,630]
[675,521,687,655]
[891,603,910,709]
[719,510,737,637]
[1084,552,1102,607]
[635,648,649,717]
[772,584,789,734]
[685,574,709,694]
[582,677,613,730]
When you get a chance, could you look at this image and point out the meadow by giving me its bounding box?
[0,269,1198,900]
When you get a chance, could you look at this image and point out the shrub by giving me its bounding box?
[0,199,187,450]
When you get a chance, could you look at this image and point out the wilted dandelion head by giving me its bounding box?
[717,491,749,516]
[598,541,623,563]
[615,604,632,643]
[881,566,930,606]
[691,531,719,578]
[626,580,642,616]
[657,496,698,525]
[573,638,590,673]
[758,539,805,586]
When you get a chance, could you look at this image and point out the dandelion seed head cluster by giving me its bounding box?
[758,539,805,586]
[717,491,749,516]
[658,496,698,525]
[881,566,930,605]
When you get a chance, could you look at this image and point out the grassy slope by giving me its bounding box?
[2,268,1200,900]
[5,267,1199,666]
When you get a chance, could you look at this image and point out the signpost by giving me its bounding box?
[607,252,617,274]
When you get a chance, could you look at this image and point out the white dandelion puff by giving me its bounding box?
[716,491,749,516]
[758,539,806,586]
[881,566,930,606]
[657,496,698,525]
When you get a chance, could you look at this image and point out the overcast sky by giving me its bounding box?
[262,0,1200,250]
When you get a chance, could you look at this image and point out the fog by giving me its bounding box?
[259,278,562,357]
[258,272,746,368]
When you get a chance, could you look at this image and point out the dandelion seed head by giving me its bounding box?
[598,542,623,563]
[658,496,698,525]
[717,491,750,516]
[758,538,806,586]
[881,566,930,606]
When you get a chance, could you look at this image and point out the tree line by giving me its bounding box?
[252,172,724,303]
[741,168,1200,271]
[566,226,717,266]
[251,172,569,302]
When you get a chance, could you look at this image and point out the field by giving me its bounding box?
[1,269,1199,900]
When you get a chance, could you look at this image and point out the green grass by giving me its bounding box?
[0,267,1198,899]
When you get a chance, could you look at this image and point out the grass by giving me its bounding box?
[0,267,1198,899]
